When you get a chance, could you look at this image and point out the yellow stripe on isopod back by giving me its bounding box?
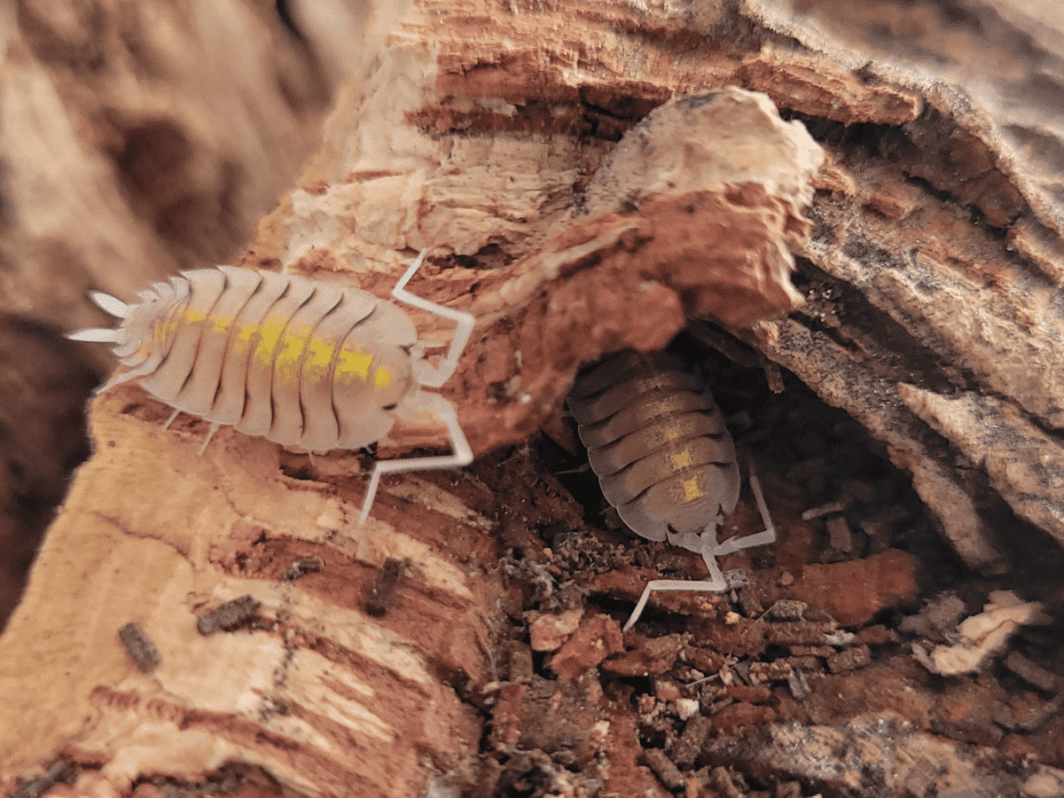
[681,475,706,503]
[599,437,731,508]
[251,312,287,368]
[183,306,207,324]
[146,282,191,359]
[579,392,715,449]
[334,345,393,389]
[335,345,374,384]
[302,335,335,383]
[173,266,263,417]
[670,449,693,470]
[587,411,723,477]
[208,269,290,427]
[234,319,254,346]
[374,365,391,388]
[274,322,314,385]
[267,282,345,447]
[297,287,379,452]
[237,274,316,437]
[140,269,226,402]
[120,278,188,381]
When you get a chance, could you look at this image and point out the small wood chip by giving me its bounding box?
[643,747,685,790]
[196,595,261,635]
[118,620,161,673]
[366,558,408,617]
[282,556,323,581]
[672,714,714,768]
[763,599,807,621]
[10,761,76,798]
[787,669,811,699]
[826,514,853,553]
[801,500,845,520]
[827,644,871,674]
[708,766,744,798]
[1005,651,1062,693]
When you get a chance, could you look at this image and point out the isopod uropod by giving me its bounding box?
[68,250,475,525]
[568,350,776,630]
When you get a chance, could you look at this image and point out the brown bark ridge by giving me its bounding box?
[3,0,1064,796]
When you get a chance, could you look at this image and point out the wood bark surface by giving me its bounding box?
[2,1,1064,797]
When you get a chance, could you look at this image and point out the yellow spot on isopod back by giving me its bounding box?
[231,323,256,354]
[336,345,373,384]
[212,315,234,334]
[150,319,168,346]
[681,476,705,503]
[303,336,335,383]
[146,314,179,356]
[252,315,286,366]
[374,366,391,388]
[183,307,207,325]
[275,324,312,383]
[670,449,693,470]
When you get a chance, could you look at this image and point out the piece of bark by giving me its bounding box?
[0,388,494,796]
[703,713,1057,796]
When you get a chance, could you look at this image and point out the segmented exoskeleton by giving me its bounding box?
[568,350,776,629]
[68,250,475,524]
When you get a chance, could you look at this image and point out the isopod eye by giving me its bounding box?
[383,403,398,411]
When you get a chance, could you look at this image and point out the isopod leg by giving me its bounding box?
[390,250,475,388]
[197,422,222,456]
[623,577,729,632]
[711,467,777,556]
[623,525,731,631]
[624,465,778,631]
[357,391,473,525]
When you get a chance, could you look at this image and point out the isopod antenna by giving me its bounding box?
[623,465,778,631]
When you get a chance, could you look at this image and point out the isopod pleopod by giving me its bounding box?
[68,250,475,524]
[567,350,776,630]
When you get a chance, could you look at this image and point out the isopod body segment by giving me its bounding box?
[568,350,741,543]
[68,251,476,525]
[568,350,777,629]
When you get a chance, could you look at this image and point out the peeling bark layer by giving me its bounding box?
[2,387,494,795]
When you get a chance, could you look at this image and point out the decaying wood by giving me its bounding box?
[3,0,1064,796]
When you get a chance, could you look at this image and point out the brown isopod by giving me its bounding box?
[568,350,776,629]
[68,250,475,525]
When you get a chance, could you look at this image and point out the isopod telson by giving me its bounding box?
[68,250,475,525]
[568,350,777,630]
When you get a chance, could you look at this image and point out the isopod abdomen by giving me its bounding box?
[69,251,475,525]
[568,349,776,629]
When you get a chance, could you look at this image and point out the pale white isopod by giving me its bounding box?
[69,251,475,524]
